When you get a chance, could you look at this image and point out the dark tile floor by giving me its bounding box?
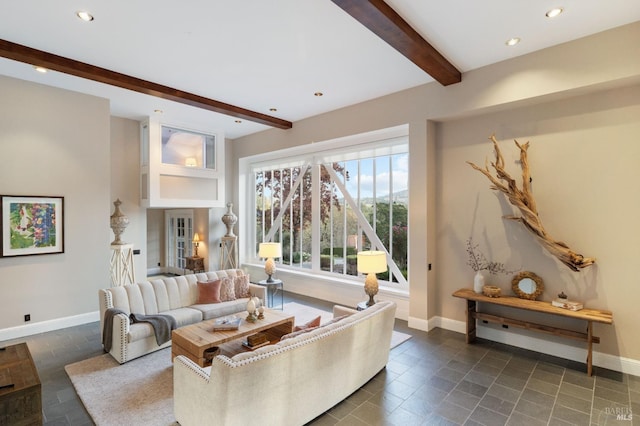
[1,292,638,425]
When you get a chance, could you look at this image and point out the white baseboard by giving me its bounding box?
[427,316,467,333]
[146,267,162,276]
[432,316,640,377]
[408,316,429,332]
[0,311,100,342]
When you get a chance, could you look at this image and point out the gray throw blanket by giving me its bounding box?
[129,313,177,346]
[102,308,127,352]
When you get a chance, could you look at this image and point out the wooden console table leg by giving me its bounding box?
[587,321,593,376]
[465,300,477,343]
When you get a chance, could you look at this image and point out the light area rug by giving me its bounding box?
[65,302,411,426]
[65,348,176,426]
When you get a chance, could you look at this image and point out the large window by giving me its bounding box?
[248,126,408,291]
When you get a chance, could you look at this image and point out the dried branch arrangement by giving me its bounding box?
[466,238,519,275]
[467,135,595,272]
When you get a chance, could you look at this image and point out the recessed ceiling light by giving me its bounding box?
[235,120,242,124]
[546,8,564,18]
[314,92,323,97]
[505,37,521,47]
[76,11,94,22]
[269,108,277,112]
[33,66,48,73]
[153,109,163,114]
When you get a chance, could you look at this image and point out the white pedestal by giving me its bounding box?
[110,243,136,287]
[220,236,238,270]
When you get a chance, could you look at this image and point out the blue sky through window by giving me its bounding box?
[344,153,408,200]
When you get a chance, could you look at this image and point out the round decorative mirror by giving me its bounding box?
[511,271,544,300]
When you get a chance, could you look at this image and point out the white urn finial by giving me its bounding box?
[221,202,237,237]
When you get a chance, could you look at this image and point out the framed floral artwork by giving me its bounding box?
[1,195,64,257]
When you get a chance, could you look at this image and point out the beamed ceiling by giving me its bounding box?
[0,1,639,138]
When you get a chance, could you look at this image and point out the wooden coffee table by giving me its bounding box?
[171,309,294,367]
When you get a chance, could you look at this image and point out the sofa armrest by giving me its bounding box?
[248,283,267,302]
[109,312,131,364]
[333,305,358,318]
[98,289,114,341]
[174,355,212,424]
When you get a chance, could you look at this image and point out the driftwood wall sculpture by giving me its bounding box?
[467,135,595,272]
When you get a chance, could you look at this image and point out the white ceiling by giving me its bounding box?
[1,1,639,139]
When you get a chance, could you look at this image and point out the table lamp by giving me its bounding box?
[192,233,200,257]
[357,251,387,307]
[259,242,282,283]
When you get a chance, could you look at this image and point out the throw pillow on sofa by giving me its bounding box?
[321,314,350,327]
[294,315,321,331]
[234,274,251,298]
[196,280,222,304]
[280,326,319,341]
[219,276,236,301]
[280,314,351,341]
[280,315,322,341]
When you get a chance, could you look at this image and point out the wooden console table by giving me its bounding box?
[452,288,613,376]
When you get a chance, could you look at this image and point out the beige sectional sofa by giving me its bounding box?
[99,269,266,364]
[173,300,397,426]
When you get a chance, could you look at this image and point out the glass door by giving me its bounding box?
[165,209,194,275]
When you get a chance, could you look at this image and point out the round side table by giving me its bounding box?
[356,301,371,311]
[255,279,284,310]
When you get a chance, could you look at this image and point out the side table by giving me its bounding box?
[255,279,284,310]
[356,301,371,311]
[185,256,205,274]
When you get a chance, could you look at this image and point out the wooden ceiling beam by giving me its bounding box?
[331,0,461,86]
[0,39,293,130]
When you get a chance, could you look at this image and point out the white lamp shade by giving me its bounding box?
[259,242,282,258]
[357,251,387,273]
[192,233,200,243]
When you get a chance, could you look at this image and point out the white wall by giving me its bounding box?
[436,84,640,363]
[0,76,110,335]
[146,208,164,272]
[110,117,147,281]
